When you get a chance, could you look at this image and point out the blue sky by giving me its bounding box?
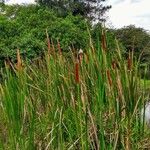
[5,0,150,31]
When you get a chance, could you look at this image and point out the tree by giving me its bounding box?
[67,0,111,22]
[35,0,111,22]
[0,0,4,4]
[114,25,150,79]
[114,25,150,60]
[0,0,5,9]
[0,4,89,65]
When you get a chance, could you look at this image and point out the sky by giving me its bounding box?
[5,0,150,31]
[106,0,150,31]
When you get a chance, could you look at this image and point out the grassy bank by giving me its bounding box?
[0,32,149,149]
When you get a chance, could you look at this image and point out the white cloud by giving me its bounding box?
[106,0,150,30]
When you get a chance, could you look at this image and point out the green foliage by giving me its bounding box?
[48,14,89,50]
[114,25,150,60]
[114,25,150,79]
[0,0,4,5]
[35,0,111,21]
[0,4,89,64]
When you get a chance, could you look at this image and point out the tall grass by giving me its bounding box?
[0,30,150,149]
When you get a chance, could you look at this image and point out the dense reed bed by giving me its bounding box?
[0,30,150,149]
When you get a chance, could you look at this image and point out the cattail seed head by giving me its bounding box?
[75,60,80,84]
[127,55,132,70]
[106,69,112,87]
[101,30,107,52]
[16,49,22,71]
[112,60,116,70]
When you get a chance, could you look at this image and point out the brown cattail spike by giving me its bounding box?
[112,60,116,70]
[75,60,80,84]
[107,69,112,87]
[127,51,132,70]
[101,30,107,52]
[16,49,22,71]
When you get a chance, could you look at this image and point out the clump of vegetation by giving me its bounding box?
[0,0,111,66]
[0,1,150,149]
[0,30,149,149]
[0,4,89,65]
